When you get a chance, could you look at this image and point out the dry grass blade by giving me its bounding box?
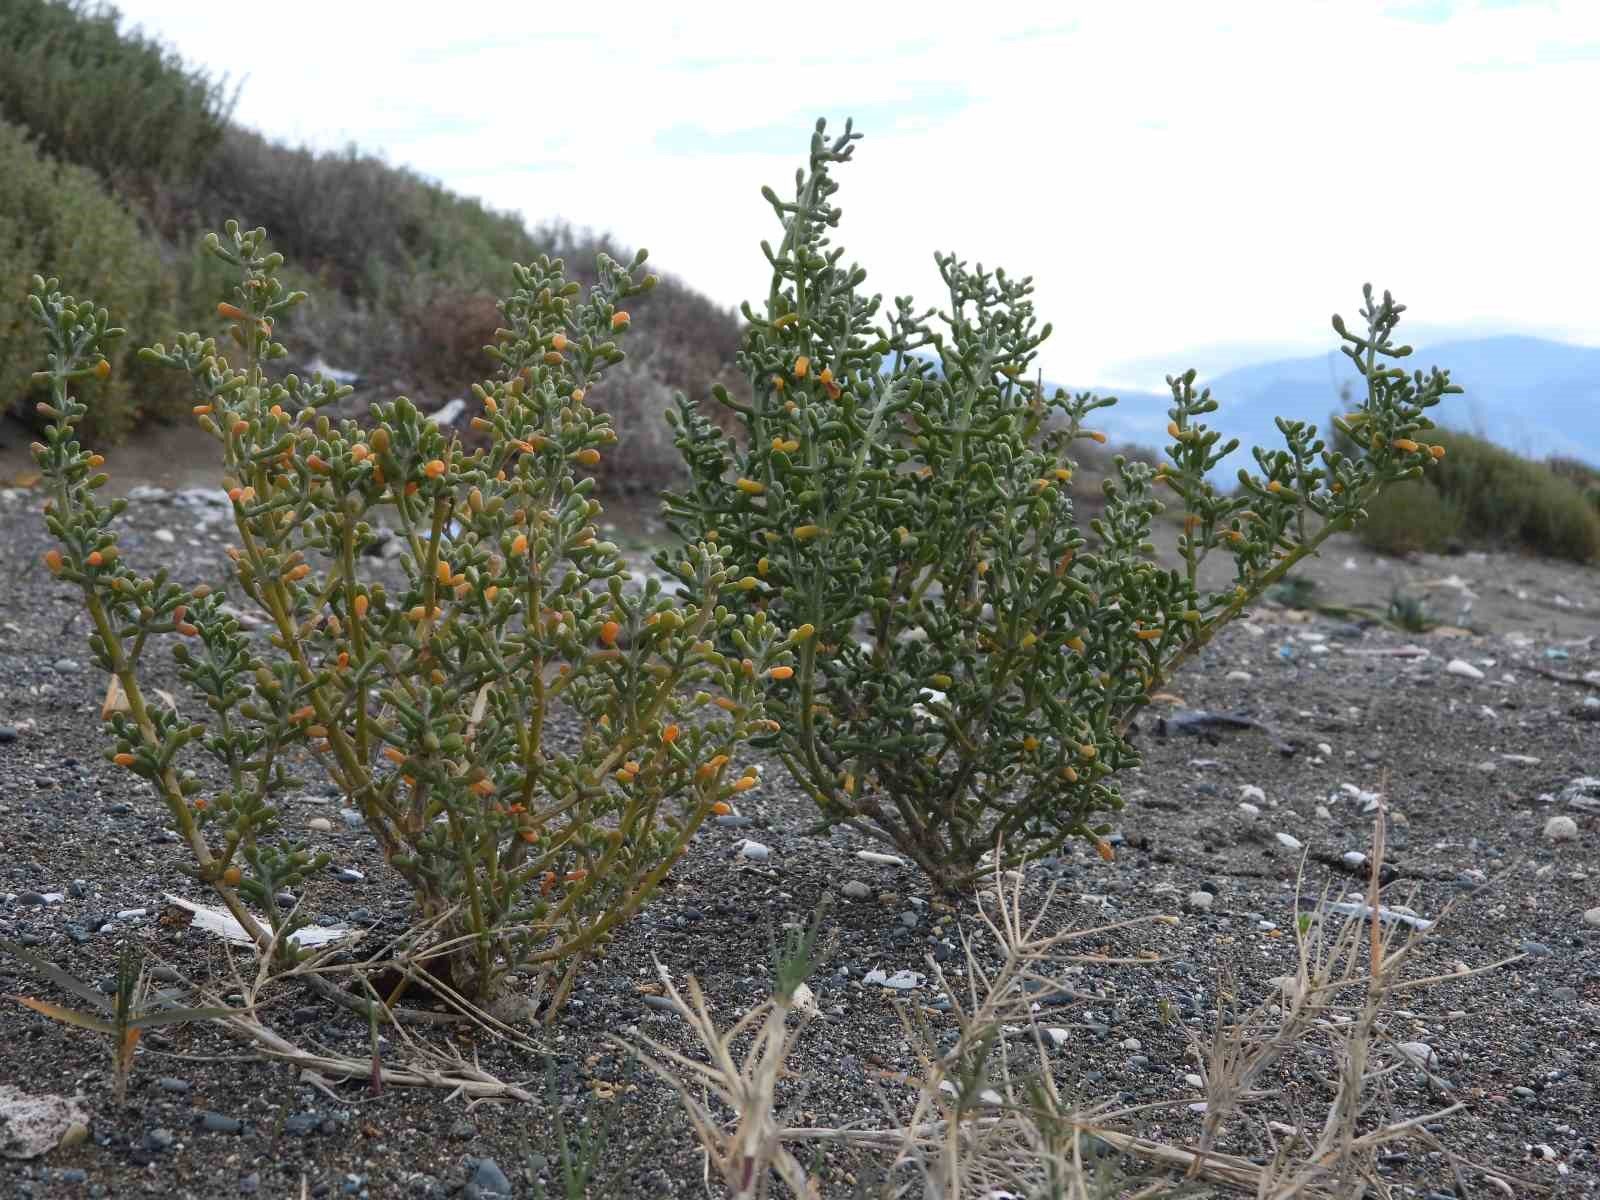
[615,958,819,1199]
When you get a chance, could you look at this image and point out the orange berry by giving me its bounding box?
[177,622,199,637]
[383,747,406,764]
[550,331,568,351]
[735,478,765,495]
[732,776,757,793]
[306,454,329,472]
[113,752,136,767]
[232,419,250,437]
[93,359,110,380]
[511,533,528,556]
[436,561,452,585]
[290,706,315,723]
[576,448,601,467]
[285,563,311,582]
[1095,839,1115,862]
[192,404,212,416]
[221,866,242,886]
[350,444,368,462]
[87,550,103,567]
[1429,444,1446,460]
[86,454,105,468]
[353,594,369,618]
[424,459,447,479]
[793,355,810,379]
[1392,438,1420,453]
[661,724,680,744]
[768,665,794,680]
[1267,480,1285,494]
[610,311,630,330]
[216,302,246,321]
[43,549,62,575]
[711,801,732,815]
[471,778,495,797]
[565,869,588,883]
[600,620,620,646]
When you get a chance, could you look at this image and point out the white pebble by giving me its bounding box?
[1584,907,1600,928]
[307,817,333,832]
[1342,851,1367,868]
[1184,1073,1203,1088]
[1275,832,1304,851]
[856,851,906,867]
[1239,784,1266,804]
[1445,658,1484,680]
[1044,1027,1070,1047]
[1187,890,1214,911]
[1225,670,1252,682]
[1315,805,1333,820]
[1316,742,1333,757]
[1543,816,1579,843]
[1396,1041,1436,1069]
[841,880,871,900]
[1238,802,1261,819]
[153,528,175,544]
[1119,1037,1142,1051]
[735,839,771,862]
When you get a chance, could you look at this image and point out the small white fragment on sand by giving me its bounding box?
[1445,658,1484,680]
[161,894,353,948]
[1342,851,1368,868]
[1187,891,1213,911]
[1238,802,1260,819]
[1239,784,1266,804]
[1044,1027,1070,1048]
[1323,901,1434,931]
[735,839,771,862]
[856,851,906,867]
[1275,832,1304,851]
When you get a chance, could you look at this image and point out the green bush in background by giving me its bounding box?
[0,0,234,184]
[1357,429,1599,562]
[0,120,187,443]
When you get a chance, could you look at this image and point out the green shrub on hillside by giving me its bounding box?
[665,121,1460,889]
[0,0,234,183]
[1356,429,1600,561]
[0,120,187,443]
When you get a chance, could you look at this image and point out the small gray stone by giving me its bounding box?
[734,839,770,862]
[1187,891,1214,912]
[332,867,364,883]
[142,1128,175,1152]
[841,880,871,900]
[467,1157,512,1198]
[198,1111,243,1134]
[307,817,333,833]
[1584,907,1600,929]
[1519,940,1553,958]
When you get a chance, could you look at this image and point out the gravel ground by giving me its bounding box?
[0,465,1597,1199]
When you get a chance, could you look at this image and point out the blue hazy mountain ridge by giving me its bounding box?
[1070,336,1600,474]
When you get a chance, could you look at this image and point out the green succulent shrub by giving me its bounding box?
[663,121,1460,890]
[29,223,783,1012]
[0,0,235,184]
[0,118,188,443]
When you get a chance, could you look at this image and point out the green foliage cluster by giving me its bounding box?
[0,119,188,443]
[29,224,780,1009]
[1357,429,1600,561]
[664,121,1459,889]
[1,1,741,475]
[0,0,234,183]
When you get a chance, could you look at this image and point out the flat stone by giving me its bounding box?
[0,1085,89,1159]
[1445,658,1484,680]
[841,880,871,900]
[307,817,333,833]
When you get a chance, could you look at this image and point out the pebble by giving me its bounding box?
[332,867,364,883]
[307,817,333,833]
[153,528,175,544]
[1542,816,1579,842]
[198,1111,243,1134]
[282,1112,319,1136]
[1445,658,1484,680]
[142,1128,175,1153]
[338,808,365,828]
[1237,802,1260,820]
[1225,670,1252,682]
[734,839,770,862]
[0,725,16,743]
[840,880,871,900]
[1396,1041,1436,1069]
[1584,907,1600,928]
[1239,784,1266,805]
[1187,891,1214,912]
[863,967,921,990]
[467,1157,513,1198]
[1341,851,1368,868]
[1274,832,1304,850]
[1519,940,1553,958]
[856,850,906,867]
[713,814,753,828]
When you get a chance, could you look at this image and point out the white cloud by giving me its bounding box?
[112,0,1600,387]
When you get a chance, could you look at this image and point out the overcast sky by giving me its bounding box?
[111,0,1598,388]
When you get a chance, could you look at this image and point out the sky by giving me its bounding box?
[111,0,1600,389]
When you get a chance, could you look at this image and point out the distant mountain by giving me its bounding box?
[1069,335,1600,474]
